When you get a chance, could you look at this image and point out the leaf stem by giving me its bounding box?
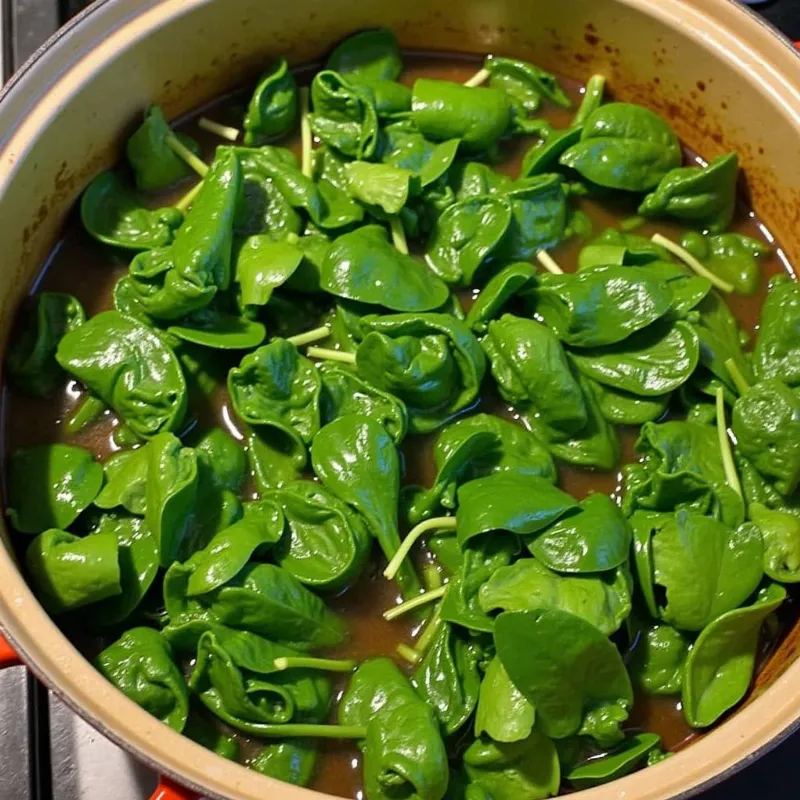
[724,357,751,396]
[306,347,357,364]
[301,87,313,178]
[572,74,606,126]
[254,724,366,739]
[464,67,491,88]
[650,233,734,293]
[390,216,408,254]
[164,133,209,177]
[396,643,422,665]
[198,117,240,142]
[383,517,457,580]
[65,394,105,435]
[536,250,564,275]
[383,585,447,621]
[716,386,742,498]
[620,215,645,232]
[174,181,204,213]
[286,325,331,348]
[413,603,443,658]
[273,656,356,673]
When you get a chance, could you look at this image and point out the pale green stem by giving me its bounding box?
[724,357,751,396]
[396,643,422,665]
[464,67,491,88]
[572,74,606,126]
[423,563,443,591]
[383,585,447,621]
[383,517,457,580]
[65,395,105,435]
[198,117,239,142]
[254,724,366,739]
[716,386,742,498]
[286,325,331,347]
[164,133,209,177]
[174,181,203,213]
[651,233,734,293]
[390,216,408,254]
[306,347,357,364]
[413,604,443,658]
[273,656,355,673]
[536,250,564,275]
[301,87,313,178]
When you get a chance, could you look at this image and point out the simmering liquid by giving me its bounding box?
[2,53,793,797]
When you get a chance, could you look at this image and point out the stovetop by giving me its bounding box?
[1,2,799,799]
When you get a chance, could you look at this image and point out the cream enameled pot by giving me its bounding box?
[0,1,799,798]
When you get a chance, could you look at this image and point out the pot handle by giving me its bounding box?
[0,633,22,667]
[148,777,200,800]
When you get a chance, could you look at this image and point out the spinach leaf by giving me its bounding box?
[205,563,347,651]
[589,380,670,426]
[249,739,317,786]
[7,292,86,397]
[523,370,621,471]
[495,609,633,746]
[319,362,408,443]
[638,153,738,233]
[26,528,121,614]
[7,444,103,534]
[680,231,768,295]
[560,103,681,191]
[340,657,449,800]
[90,515,159,627]
[228,339,322,470]
[750,503,800,583]
[80,171,183,250]
[234,236,303,307]
[267,481,372,590]
[355,313,485,434]
[483,315,587,439]
[528,266,673,347]
[627,261,711,316]
[243,58,297,145]
[451,162,511,200]
[378,125,459,188]
[466,262,536,334]
[499,175,568,260]
[753,274,800,386]
[246,429,303,492]
[425,196,512,285]
[475,656,535,743]
[189,628,331,730]
[95,627,189,731]
[327,28,402,82]
[95,447,149,515]
[193,428,246,492]
[651,511,763,632]
[485,55,568,124]
[356,79,412,118]
[310,71,379,159]
[441,534,518,633]
[527,493,631,573]
[566,732,661,788]
[322,225,449,311]
[579,228,671,267]
[732,378,800,496]
[126,150,240,320]
[628,618,690,695]
[184,713,239,760]
[570,319,700,396]
[311,415,420,598]
[345,161,417,216]
[682,583,785,727]
[412,78,511,153]
[56,310,187,437]
[463,733,560,800]
[413,622,481,735]
[167,312,266,351]
[520,126,582,178]
[126,106,200,191]
[479,559,632,635]
[456,473,576,546]
[145,432,199,567]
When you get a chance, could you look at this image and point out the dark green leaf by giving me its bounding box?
[680,230,768,295]
[249,740,317,786]
[466,262,536,334]
[243,58,297,145]
[475,656,535,743]
[566,732,660,788]
[327,29,403,82]
[344,161,417,215]
[589,380,670,426]
[486,55,571,109]
[628,618,690,695]
[168,312,265,350]
[234,235,303,307]
[753,274,800,386]
[750,503,800,583]
[520,126,582,178]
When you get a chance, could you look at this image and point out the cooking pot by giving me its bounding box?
[1,1,799,798]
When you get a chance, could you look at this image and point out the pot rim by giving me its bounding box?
[1,1,800,799]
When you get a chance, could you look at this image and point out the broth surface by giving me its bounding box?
[2,52,793,798]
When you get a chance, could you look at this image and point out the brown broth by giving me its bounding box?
[2,51,794,797]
